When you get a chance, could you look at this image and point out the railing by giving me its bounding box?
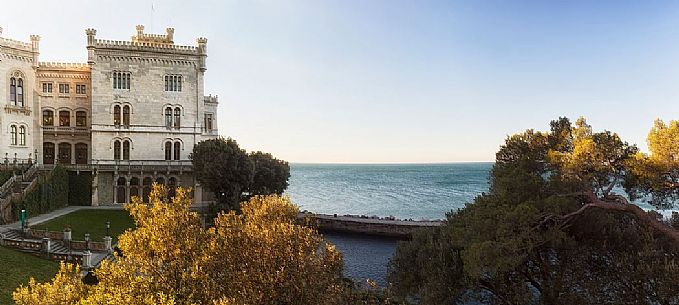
[91,160,193,173]
[22,163,39,182]
[93,160,193,166]
[4,104,31,115]
[42,126,90,134]
[0,175,18,199]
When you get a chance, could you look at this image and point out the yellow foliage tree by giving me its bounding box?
[14,184,400,305]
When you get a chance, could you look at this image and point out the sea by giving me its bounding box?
[286,162,493,286]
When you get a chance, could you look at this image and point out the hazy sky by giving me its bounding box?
[2,1,679,163]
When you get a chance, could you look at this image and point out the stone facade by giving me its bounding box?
[0,25,220,205]
[0,28,41,163]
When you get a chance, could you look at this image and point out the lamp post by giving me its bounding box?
[20,208,26,232]
[106,221,110,237]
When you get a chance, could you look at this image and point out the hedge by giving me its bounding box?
[68,171,92,206]
[0,170,12,186]
[11,166,69,222]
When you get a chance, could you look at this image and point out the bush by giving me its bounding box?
[11,166,69,221]
[68,171,92,206]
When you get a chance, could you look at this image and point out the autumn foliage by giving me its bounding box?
[13,185,397,305]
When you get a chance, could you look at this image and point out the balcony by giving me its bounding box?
[43,126,90,134]
[4,105,31,115]
[90,160,193,173]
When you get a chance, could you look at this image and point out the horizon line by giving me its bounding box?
[289,161,495,165]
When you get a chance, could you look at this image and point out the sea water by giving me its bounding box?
[286,163,493,286]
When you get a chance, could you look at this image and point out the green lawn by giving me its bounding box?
[0,246,59,304]
[31,209,135,242]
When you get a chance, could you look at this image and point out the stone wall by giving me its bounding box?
[302,213,442,239]
[0,34,41,161]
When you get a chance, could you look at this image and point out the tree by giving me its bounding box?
[16,185,390,305]
[191,137,254,211]
[191,138,292,212]
[248,151,290,197]
[388,117,679,305]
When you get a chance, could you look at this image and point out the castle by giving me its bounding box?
[0,25,219,205]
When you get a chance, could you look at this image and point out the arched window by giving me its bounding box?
[165,141,172,160]
[114,140,121,160]
[165,107,173,128]
[123,140,130,160]
[168,177,177,198]
[75,143,88,164]
[10,125,17,145]
[18,126,26,146]
[113,105,121,126]
[58,143,72,164]
[17,79,24,107]
[43,110,54,126]
[129,177,140,201]
[116,177,127,204]
[142,177,152,203]
[173,108,181,129]
[9,77,16,104]
[123,105,130,127]
[59,111,71,127]
[173,142,181,160]
[43,142,55,164]
[76,111,87,127]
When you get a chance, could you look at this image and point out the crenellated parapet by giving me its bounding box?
[204,95,219,104]
[39,62,90,69]
[37,62,91,79]
[85,25,207,64]
[0,36,33,52]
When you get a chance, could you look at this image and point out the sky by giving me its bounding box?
[2,1,679,163]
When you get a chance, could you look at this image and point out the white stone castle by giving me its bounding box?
[0,25,219,205]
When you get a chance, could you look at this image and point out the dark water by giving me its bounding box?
[287,163,493,285]
[322,232,399,287]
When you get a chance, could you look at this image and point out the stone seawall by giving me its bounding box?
[299,213,443,239]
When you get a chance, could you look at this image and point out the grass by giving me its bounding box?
[0,246,59,304]
[31,209,135,242]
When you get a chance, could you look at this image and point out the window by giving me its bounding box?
[174,142,181,160]
[10,125,17,145]
[165,141,172,161]
[113,105,121,126]
[43,143,55,164]
[76,84,86,94]
[58,143,72,164]
[17,79,24,107]
[113,71,131,89]
[165,107,173,128]
[204,113,213,132]
[76,111,87,127]
[59,111,71,127]
[164,75,182,92]
[75,143,88,165]
[59,83,69,94]
[123,141,130,160]
[42,82,53,93]
[9,78,16,104]
[19,126,26,146]
[123,105,130,127]
[43,110,54,126]
[114,140,121,160]
[173,108,181,129]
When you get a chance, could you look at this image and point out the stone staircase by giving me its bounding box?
[0,228,113,268]
[0,164,45,224]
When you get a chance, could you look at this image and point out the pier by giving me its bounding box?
[299,212,443,239]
